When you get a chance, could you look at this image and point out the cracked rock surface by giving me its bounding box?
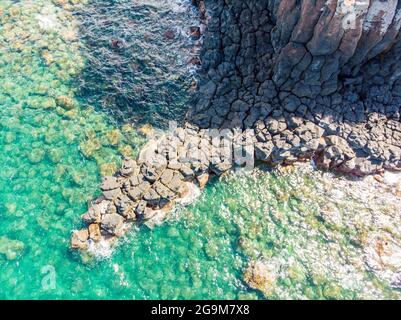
[189,0,401,174]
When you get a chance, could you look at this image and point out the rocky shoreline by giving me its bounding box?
[71,0,401,251]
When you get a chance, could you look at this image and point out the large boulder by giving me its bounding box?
[71,229,89,250]
[101,213,125,237]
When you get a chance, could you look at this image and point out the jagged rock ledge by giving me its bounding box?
[71,0,401,251]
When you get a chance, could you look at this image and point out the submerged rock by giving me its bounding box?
[364,233,401,289]
[0,236,25,261]
[56,96,76,110]
[28,148,45,164]
[163,29,176,40]
[138,124,154,137]
[243,260,277,297]
[189,26,201,40]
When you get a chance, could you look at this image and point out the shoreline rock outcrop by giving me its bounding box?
[71,0,401,251]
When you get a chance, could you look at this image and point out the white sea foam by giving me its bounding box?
[383,170,401,186]
[176,182,202,206]
[87,238,114,259]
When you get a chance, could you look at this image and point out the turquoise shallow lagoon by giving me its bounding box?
[1,0,401,300]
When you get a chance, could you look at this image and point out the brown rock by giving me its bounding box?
[178,183,190,198]
[197,172,209,189]
[88,224,101,242]
[189,57,201,65]
[71,229,89,250]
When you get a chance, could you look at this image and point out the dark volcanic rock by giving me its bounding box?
[187,0,400,178]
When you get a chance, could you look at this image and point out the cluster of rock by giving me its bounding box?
[71,125,253,250]
[189,0,401,174]
[71,0,401,250]
[0,236,25,261]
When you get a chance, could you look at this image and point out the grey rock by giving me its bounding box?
[166,172,185,193]
[265,118,279,134]
[126,179,150,201]
[106,201,118,215]
[101,213,125,236]
[255,141,274,161]
[141,165,160,183]
[180,165,195,180]
[82,204,103,224]
[129,174,143,187]
[115,195,136,220]
[143,188,161,206]
[142,207,159,220]
[258,80,277,99]
[231,100,249,112]
[325,135,355,159]
[135,200,147,219]
[154,181,176,199]
[210,159,232,175]
[283,95,301,112]
[160,168,175,186]
[100,176,120,191]
[102,188,122,201]
[120,158,137,177]
[167,160,182,171]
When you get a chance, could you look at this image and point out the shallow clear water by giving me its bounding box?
[1,0,400,300]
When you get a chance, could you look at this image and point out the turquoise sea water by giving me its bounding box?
[1,0,400,300]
